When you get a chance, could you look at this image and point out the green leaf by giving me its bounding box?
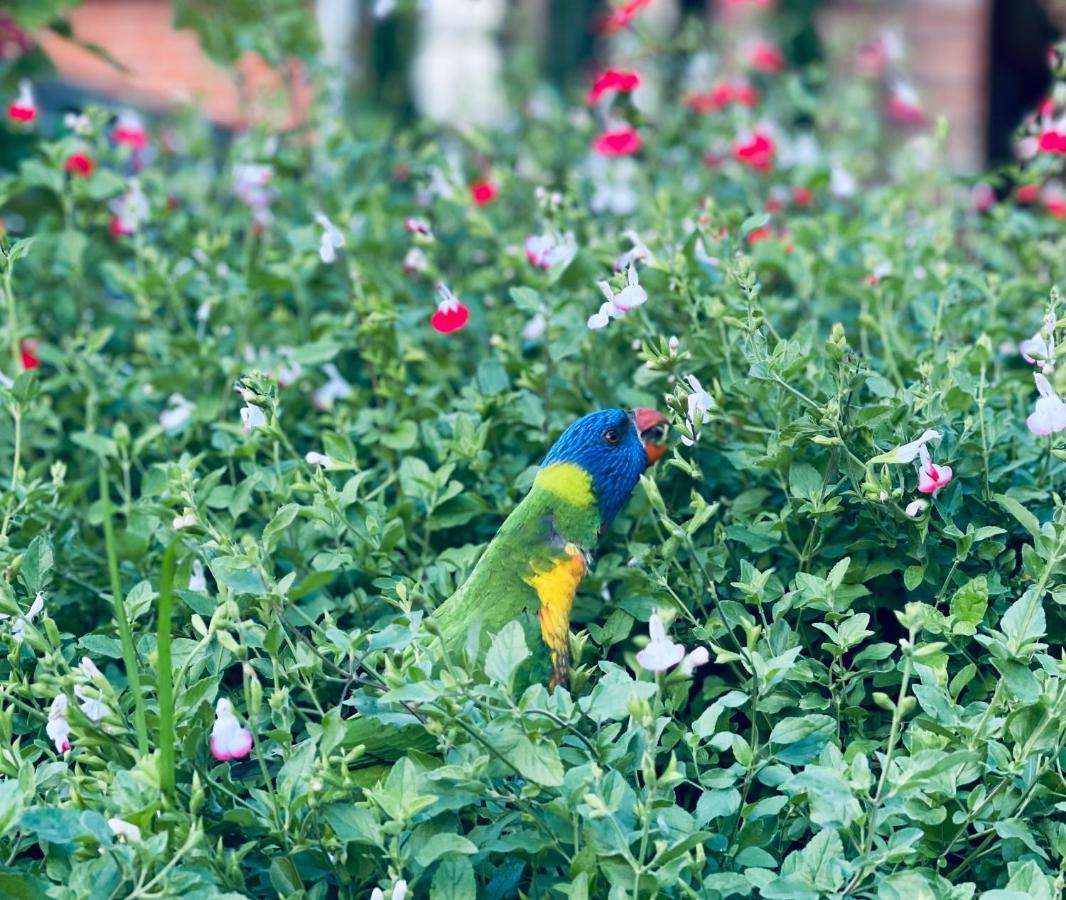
[485,620,529,689]
[431,856,476,900]
[782,765,861,828]
[262,504,300,553]
[322,805,381,846]
[768,715,835,765]
[20,808,112,845]
[414,832,478,867]
[209,557,267,597]
[993,494,1042,541]
[949,576,988,633]
[18,535,53,597]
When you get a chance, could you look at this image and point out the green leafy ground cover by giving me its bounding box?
[1,6,1066,898]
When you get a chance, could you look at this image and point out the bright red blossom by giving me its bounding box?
[64,151,94,177]
[747,226,774,245]
[747,41,785,74]
[588,69,640,105]
[1038,130,1066,154]
[600,0,652,34]
[1016,184,1041,204]
[470,181,497,206]
[791,185,813,206]
[7,101,34,123]
[733,131,775,173]
[594,128,642,157]
[19,339,38,370]
[430,284,469,334]
[687,81,758,113]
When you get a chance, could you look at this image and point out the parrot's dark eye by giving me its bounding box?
[603,428,620,445]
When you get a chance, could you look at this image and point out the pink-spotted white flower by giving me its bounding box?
[315,213,345,263]
[404,217,433,239]
[614,230,653,271]
[636,611,686,672]
[403,246,428,276]
[525,232,577,270]
[112,109,148,149]
[916,444,953,495]
[47,694,71,753]
[1027,372,1066,436]
[870,428,942,465]
[1020,311,1056,367]
[109,180,149,237]
[210,698,253,761]
[679,646,709,676]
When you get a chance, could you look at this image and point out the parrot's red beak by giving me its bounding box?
[633,408,668,464]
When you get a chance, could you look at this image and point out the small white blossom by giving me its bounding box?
[240,404,267,433]
[108,818,142,843]
[636,611,686,672]
[305,451,334,468]
[46,694,71,753]
[312,364,351,411]
[188,559,207,592]
[159,394,194,432]
[172,513,197,530]
[315,213,345,264]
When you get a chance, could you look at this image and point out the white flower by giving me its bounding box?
[635,611,686,672]
[108,817,141,843]
[1,591,45,639]
[403,246,428,275]
[588,267,646,331]
[525,232,577,270]
[905,499,928,517]
[870,428,942,465]
[47,694,71,753]
[75,685,108,723]
[80,656,103,680]
[305,451,334,468]
[64,112,92,135]
[315,213,345,264]
[240,404,267,433]
[1020,312,1056,366]
[373,0,396,18]
[233,163,274,226]
[109,179,149,235]
[210,698,253,761]
[668,336,680,354]
[830,166,857,198]
[159,394,194,432]
[277,360,303,387]
[522,313,547,341]
[682,375,714,446]
[188,559,207,592]
[587,301,620,331]
[1027,373,1066,436]
[172,513,197,530]
[370,880,408,900]
[614,230,654,270]
[679,646,709,676]
[312,364,351,411]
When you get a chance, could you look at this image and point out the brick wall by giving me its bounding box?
[36,0,309,128]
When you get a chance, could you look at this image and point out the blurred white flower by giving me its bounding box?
[240,404,267,433]
[172,513,197,530]
[681,375,714,446]
[312,364,351,411]
[636,611,686,672]
[47,694,71,753]
[305,451,335,468]
[0,591,45,640]
[315,212,345,263]
[159,394,194,432]
[188,559,207,592]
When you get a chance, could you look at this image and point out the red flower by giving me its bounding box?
[19,339,38,370]
[600,0,652,34]
[470,180,497,206]
[1038,130,1066,154]
[687,80,758,114]
[972,183,996,212]
[109,215,132,238]
[1016,184,1041,204]
[7,81,35,124]
[886,85,924,125]
[791,185,813,206]
[1045,194,1066,219]
[733,131,775,173]
[430,284,469,334]
[747,226,774,245]
[64,151,94,177]
[747,41,785,74]
[594,128,642,157]
[764,196,785,214]
[588,69,640,105]
[112,111,148,150]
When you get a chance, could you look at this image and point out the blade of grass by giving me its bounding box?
[98,465,149,756]
[157,539,177,801]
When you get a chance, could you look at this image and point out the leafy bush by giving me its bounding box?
[1,8,1066,899]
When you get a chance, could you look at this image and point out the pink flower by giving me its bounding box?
[403,246,428,275]
[108,180,149,237]
[636,611,686,672]
[210,698,253,761]
[855,31,902,76]
[112,110,148,149]
[734,130,775,173]
[588,266,646,330]
[1027,372,1066,436]
[19,339,38,370]
[687,81,758,113]
[1016,184,1041,204]
[431,283,470,334]
[600,0,652,34]
[588,69,640,105]
[1038,128,1066,154]
[47,694,71,753]
[972,183,996,212]
[791,185,814,206]
[916,444,953,494]
[7,80,35,124]
[470,180,498,206]
[1043,183,1066,218]
[404,217,433,238]
[747,40,785,74]
[594,128,642,157]
[679,646,709,676]
[886,82,925,125]
[525,232,577,270]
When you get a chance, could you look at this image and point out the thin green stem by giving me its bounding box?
[99,465,149,756]
[157,540,177,802]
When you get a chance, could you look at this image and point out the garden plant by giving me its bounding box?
[2,1,1066,897]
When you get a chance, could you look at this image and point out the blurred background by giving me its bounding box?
[1,0,1064,171]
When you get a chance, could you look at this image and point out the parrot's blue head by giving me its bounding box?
[542,408,668,527]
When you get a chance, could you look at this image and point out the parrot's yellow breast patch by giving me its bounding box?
[535,462,595,508]
[524,543,587,689]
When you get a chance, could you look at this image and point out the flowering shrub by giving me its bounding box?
[1,4,1066,898]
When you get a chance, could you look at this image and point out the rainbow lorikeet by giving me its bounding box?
[350,408,667,757]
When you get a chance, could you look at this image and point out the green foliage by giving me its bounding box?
[0,14,1066,900]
